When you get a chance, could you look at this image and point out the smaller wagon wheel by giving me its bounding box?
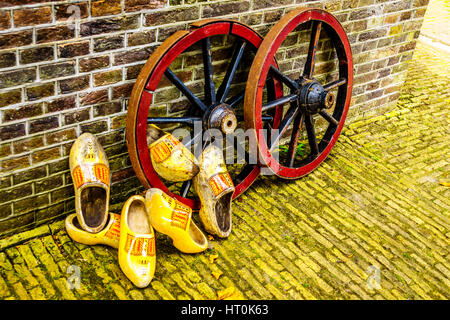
[126,19,283,209]
[244,8,353,179]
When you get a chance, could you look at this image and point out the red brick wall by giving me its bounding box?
[0,0,429,236]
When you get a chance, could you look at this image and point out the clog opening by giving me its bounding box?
[188,222,207,246]
[128,199,151,234]
[80,186,107,229]
[215,191,233,233]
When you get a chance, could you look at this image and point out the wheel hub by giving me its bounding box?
[203,103,238,134]
[297,80,335,114]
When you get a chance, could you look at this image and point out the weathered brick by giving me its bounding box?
[80,120,108,134]
[40,62,75,80]
[0,30,32,49]
[93,69,122,86]
[55,2,89,21]
[64,108,90,125]
[112,82,134,99]
[12,166,46,186]
[0,184,32,203]
[35,176,64,194]
[29,116,59,134]
[93,101,122,117]
[253,0,292,10]
[0,68,35,89]
[45,96,76,113]
[0,10,11,30]
[26,82,55,101]
[384,0,412,13]
[113,47,154,65]
[14,194,49,214]
[19,46,54,65]
[91,0,122,17]
[13,135,44,154]
[358,28,388,42]
[127,30,156,46]
[13,7,52,27]
[0,51,16,68]
[349,7,380,21]
[36,25,75,44]
[80,89,109,106]
[125,0,166,12]
[145,7,199,25]
[58,41,90,58]
[0,89,21,108]
[0,123,25,141]
[32,146,60,164]
[79,55,110,73]
[93,35,124,52]
[45,127,77,145]
[58,75,90,94]
[2,103,42,122]
[1,155,29,172]
[80,15,139,37]
[126,63,144,80]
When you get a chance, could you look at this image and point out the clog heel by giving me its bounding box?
[145,188,208,254]
[147,124,199,182]
[193,144,235,238]
[65,212,121,248]
[118,195,156,288]
[69,132,110,233]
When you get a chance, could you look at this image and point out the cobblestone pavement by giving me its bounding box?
[0,39,449,300]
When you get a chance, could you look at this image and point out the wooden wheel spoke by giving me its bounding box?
[226,91,245,108]
[323,78,347,91]
[236,115,273,122]
[268,103,301,151]
[217,39,247,103]
[286,112,305,167]
[262,93,297,112]
[147,116,201,126]
[304,114,319,156]
[269,65,299,91]
[202,37,216,106]
[164,68,208,112]
[318,109,339,126]
[303,21,322,79]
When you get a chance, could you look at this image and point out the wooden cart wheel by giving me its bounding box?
[244,8,353,179]
[126,19,283,209]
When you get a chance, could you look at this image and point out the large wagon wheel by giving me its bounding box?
[126,19,283,209]
[245,8,353,178]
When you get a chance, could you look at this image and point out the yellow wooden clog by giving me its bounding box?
[147,124,199,182]
[118,195,156,288]
[69,132,110,233]
[145,188,208,254]
[65,212,121,249]
[193,144,235,238]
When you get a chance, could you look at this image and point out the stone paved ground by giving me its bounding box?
[0,36,449,301]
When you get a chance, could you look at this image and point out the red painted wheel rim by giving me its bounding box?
[127,20,283,209]
[245,9,353,179]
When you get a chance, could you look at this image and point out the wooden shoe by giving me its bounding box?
[147,124,199,182]
[65,212,121,249]
[193,144,235,238]
[118,195,156,288]
[145,188,208,254]
[69,132,110,233]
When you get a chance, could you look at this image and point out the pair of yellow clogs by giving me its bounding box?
[66,133,210,288]
[148,124,235,238]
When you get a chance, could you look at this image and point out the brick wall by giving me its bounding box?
[0,0,429,236]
